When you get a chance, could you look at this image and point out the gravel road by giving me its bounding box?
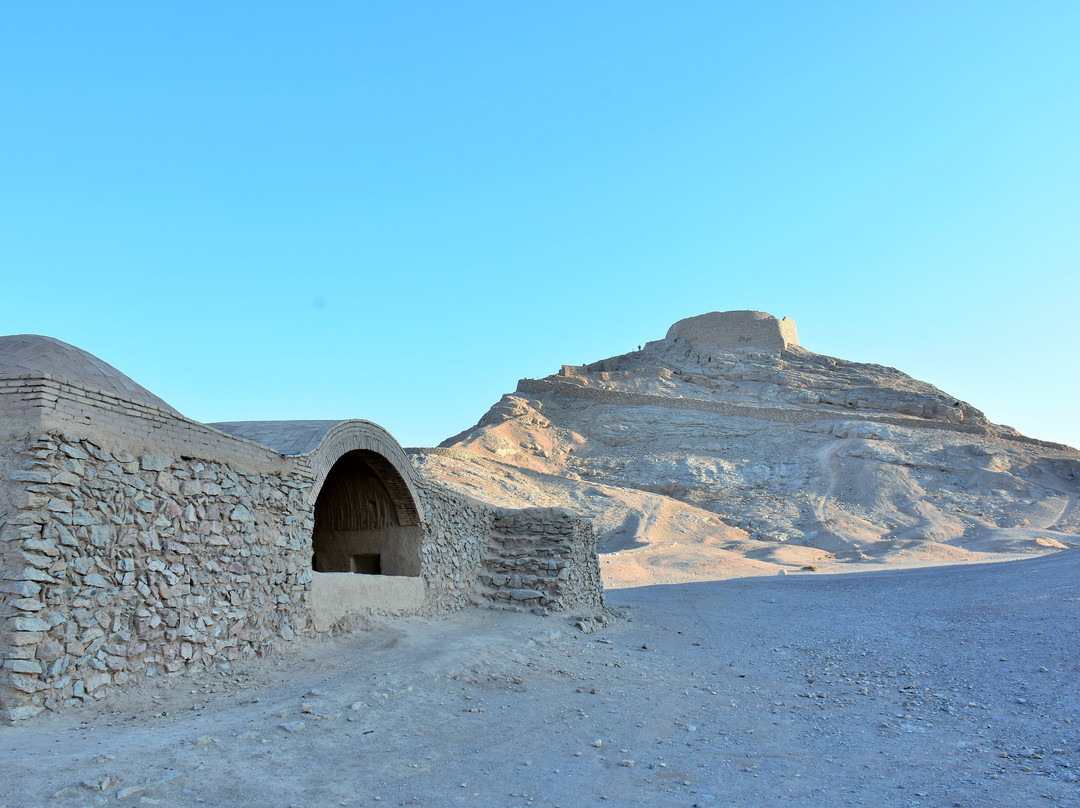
[3,550,1078,807]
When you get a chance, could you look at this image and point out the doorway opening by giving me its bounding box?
[311,450,422,576]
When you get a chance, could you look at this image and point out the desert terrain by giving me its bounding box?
[3,311,1078,806]
[2,550,1078,807]
[421,312,1079,586]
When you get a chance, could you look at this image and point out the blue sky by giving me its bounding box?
[3,2,1077,448]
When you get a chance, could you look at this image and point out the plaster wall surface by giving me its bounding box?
[309,573,425,631]
[312,527,423,575]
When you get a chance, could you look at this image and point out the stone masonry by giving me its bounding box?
[0,336,604,723]
[482,508,603,612]
[1,431,314,722]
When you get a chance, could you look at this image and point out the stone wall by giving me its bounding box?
[0,430,315,722]
[0,436,28,720]
[415,484,604,615]
[415,480,494,615]
[0,374,606,723]
[1,427,606,722]
[481,508,603,612]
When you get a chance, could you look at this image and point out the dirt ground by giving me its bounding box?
[3,550,1079,808]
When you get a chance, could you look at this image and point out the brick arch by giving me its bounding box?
[301,420,424,526]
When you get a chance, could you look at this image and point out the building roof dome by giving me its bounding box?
[0,334,181,416]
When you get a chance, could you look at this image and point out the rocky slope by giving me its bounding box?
[413,311,1080,586]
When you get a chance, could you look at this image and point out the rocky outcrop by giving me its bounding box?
[426,311,1080,582]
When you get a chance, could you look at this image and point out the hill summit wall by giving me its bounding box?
[665,310,800,352]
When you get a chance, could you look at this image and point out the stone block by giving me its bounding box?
[83,672,111,692]
[24,537,60,556]
[508,588,544,601]
[5,704,45,722]
[59,443,90,460]
[36,640,64,662]
[46,497,73,513]
[140,454,170,471]
[10,598,45,612]
[71,509,95,526]
[7,616,50,633]
[0,580,41,597]
[45,657,70,678]
[20,551,53,569]
[4,672,45,693]
[70,557,95,575]
[3,659,43,674]
[10,469,51,483]
[9,631,45,646]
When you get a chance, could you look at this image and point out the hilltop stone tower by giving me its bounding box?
[665,311,799,353]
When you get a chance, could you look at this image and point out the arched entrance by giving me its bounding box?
[206,419,428,628]
[311,449,422,576]
[300,421,428,628]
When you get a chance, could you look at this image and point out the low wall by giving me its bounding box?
[483,508,604,612]
[413,481,604,613]
[309,574,425,630]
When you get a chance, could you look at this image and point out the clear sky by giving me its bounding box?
[3,3,1077,449]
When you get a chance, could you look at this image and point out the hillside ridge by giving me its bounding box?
[420,310,1080,585]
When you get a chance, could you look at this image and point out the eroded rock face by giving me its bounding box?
[423,311,1080,584]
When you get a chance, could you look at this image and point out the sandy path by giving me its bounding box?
[812,437,850,530]
[2,551,1078,807]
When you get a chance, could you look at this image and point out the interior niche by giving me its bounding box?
[311,450,421,576]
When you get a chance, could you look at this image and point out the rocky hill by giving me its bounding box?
[413,311,1080,585]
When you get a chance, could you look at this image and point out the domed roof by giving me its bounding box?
[0,334,181,416]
